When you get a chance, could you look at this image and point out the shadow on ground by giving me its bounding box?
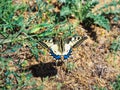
[28,61,63,78]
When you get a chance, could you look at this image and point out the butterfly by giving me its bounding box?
[39,35,87,61]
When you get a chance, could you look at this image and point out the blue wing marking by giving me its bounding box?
[50,49,72,60]
[64,49,72,60]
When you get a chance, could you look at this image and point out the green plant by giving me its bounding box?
[61,0,98,22]
[110,36,120,52]
[4,70,34,89]
[0,0,26,36]
[0,57,35,89]
[37,83,45,90]
[112,75,120,90]
[66,62,75,72]
[93,86,107,90]
[93,75,120,90]
[0,0,36,89]
[59,0,120,31]
[57,82,62,90]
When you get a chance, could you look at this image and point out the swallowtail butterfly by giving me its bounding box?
[39,36,87,60]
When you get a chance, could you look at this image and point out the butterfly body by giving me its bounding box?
[39,36,87,61]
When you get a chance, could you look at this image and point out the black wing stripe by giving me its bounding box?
[72,36,87,48]
[39,41,50,49]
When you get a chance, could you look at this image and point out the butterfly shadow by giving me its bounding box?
[28,61,64,79]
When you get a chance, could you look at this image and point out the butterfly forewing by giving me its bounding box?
[66,36,87,48]
[72,36,87,48]
[39,38,55,49]
[40,38,63,55]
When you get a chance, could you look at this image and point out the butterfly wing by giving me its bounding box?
[65,36,88,48]
[39,37,55,49]
[62,36,87,60]
[39,38,63,60]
